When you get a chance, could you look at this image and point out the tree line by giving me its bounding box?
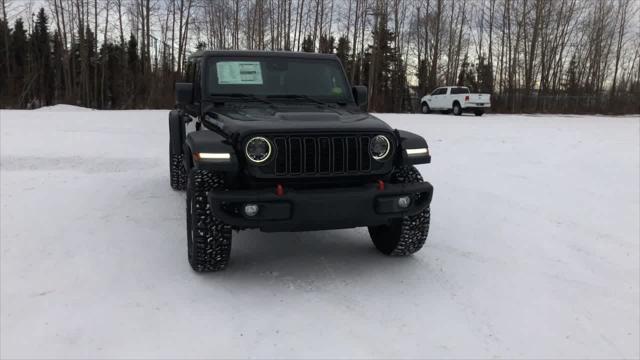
[1,0,639,113]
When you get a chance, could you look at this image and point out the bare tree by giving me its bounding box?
[610,0,633,97]
[427,0,442,90]
[2,0,12,77]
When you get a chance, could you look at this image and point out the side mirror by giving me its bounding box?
[352,85,368,111]
[175,82,193,106]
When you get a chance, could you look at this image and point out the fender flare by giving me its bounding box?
[169,110,186,155]
[184,130,239,173]
[395,129,431,165]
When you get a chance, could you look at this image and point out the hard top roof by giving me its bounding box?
[188,50,339,60]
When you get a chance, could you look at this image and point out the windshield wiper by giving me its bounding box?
[210,93,272,105]
[266,94,327,105]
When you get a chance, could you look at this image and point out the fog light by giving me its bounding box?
[244,203,259,217]
[397,196,411,209]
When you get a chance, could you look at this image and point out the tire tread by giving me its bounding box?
[369,166,430,256]
[170,153,187,190]
[187,169,232,272]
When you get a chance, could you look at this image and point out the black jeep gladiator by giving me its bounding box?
[169,50,433,272]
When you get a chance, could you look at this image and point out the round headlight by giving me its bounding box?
[370,135,391,160]
[245,136,272,163]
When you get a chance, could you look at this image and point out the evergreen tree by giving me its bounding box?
[101,42,125,108]
[457,55,477,91]
[565,55,580,96]
[32,8,53,105]
[476,55,494,93]
[318,34,335,54]
[85,25,97,106]
[10,19,27,106]
[369,11,395,111]
[127,35,139,77]
[69,40,82,102]
[0,19,9,98]
[301,35,314,52]
[127,34,139,106]
[335,36,350,70]
[52,31,65,101]
[98,42,108,108]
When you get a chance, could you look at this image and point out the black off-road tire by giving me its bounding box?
[169,110,187,191]
[421,102,431,114]
[453,102,462,116]
[170,152,187,190]
[368,166,431,256]
[186,169,232,272]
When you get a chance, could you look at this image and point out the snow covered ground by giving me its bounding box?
[1,106,639,359]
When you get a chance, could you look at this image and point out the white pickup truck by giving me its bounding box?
[420,86,491,116]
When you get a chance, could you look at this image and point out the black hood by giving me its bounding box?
[204,104,394,138]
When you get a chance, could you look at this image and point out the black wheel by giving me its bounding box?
[453,102,462,116]
[474,110,484,116]
[170,152,187,190]
[186,169,232,272]
[368,166,431,256]
[421,102,431,114]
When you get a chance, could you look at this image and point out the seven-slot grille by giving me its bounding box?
[265,134,382,177]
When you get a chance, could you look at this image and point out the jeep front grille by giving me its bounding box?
[243,133,393,178]
[244,133,394,179]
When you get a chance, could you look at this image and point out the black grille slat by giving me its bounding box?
[304,138,316,174]
[289,137,302,174]
[274,137,287,174]
[332,138,345,173]
[318,137,331,173]
[270,134,379,177]
[346,137,358,172]
[360,137,371,171]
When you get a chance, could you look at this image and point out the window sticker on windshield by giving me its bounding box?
[216,61,263,85]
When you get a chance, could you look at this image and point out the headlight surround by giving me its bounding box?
[245,136,272,163]
[370,135,391,160]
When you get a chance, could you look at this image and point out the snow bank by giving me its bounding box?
[1,110,638,358]
[33,104,95,112]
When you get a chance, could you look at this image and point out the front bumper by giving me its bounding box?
[208,182,433,232]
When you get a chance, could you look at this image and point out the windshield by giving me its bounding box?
[205,56,353,104]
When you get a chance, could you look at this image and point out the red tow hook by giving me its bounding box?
[377,180,385,191]
[276,184,284,196]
